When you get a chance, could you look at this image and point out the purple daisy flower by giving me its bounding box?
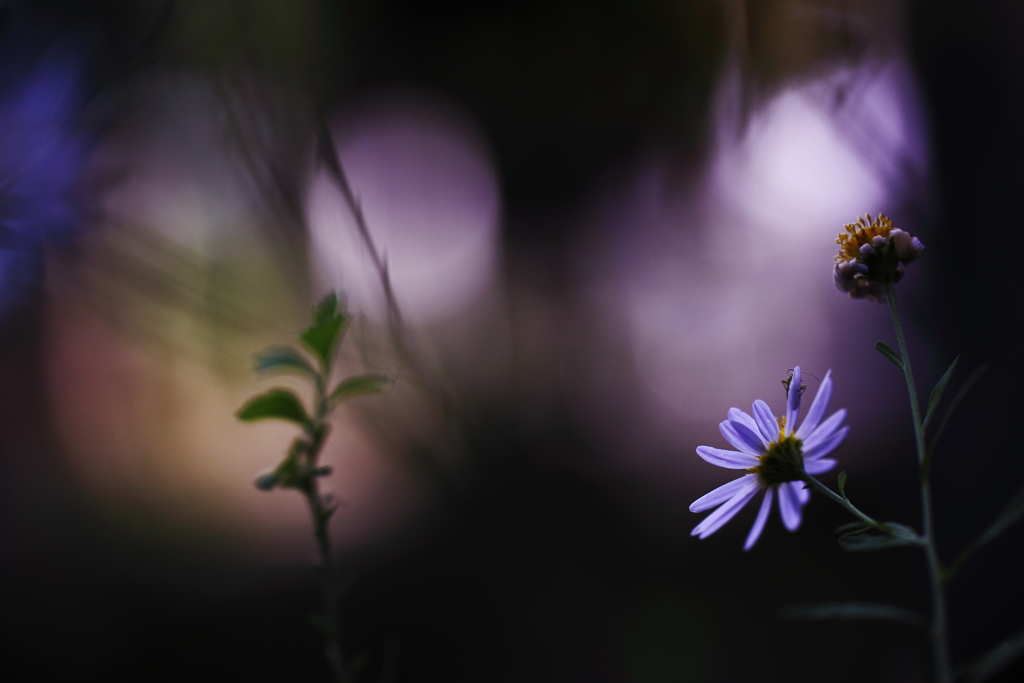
[690,367,848,550]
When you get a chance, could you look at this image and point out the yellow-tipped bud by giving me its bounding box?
[833,214,924,302]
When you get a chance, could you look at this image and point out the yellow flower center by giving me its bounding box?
[835,213,893,263]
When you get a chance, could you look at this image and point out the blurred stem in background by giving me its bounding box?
[238,294,389,682]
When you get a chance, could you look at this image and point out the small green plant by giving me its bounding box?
[237,293,389,683]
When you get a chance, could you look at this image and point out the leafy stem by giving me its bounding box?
[303,376,347,683]
[237,293,389,683]
[803,474,883,530]
[884,281,953,683]
[803,473,924,552]
[943,485,1024,586]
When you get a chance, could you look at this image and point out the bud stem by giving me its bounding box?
[298,359,349,682]
[884,282,952,683]
[802,474,881,528]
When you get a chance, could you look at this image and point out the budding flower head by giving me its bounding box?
[833,214,925,302]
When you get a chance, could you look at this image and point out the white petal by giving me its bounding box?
[786,367,802,435]
[696,446,760,469]
[802,409,847,452]
[804,458,837,475]
[796,370,833,440]
[777,483,803,531]
[728,408,768,447]
[719,420,767,456]
[752,400,780,443]
[692,478,761,538]
[804,427,849,461]
[690,474,759,512]
[744,488,774,550]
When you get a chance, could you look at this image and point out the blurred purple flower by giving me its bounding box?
[0,47,89,316]
[689,367,848,550]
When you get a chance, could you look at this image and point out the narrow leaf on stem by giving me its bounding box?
[329,373,391,407]
[300,315,349,368]
[237,388,311,427]
[254,345,318,379]
[923,356,959,429]
[254,470,282,491]
[963,626,1024,683]
[313,292,340,324]
[875,340,904,368]
[929,365,988,453]
[838,522,921,552]
[780,602,925,628]
[976,485,1024,548]
[299,293,349,368]
[838,471,848,499]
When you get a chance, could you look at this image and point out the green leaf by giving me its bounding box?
[838,471,848,499]
[329,373,390,405]
[313,292,339,324]
[254,470,282,491]
[963,626,1024,683]
[882,522,920,541]
[923,356,959,429]
[780,602,924,628]
[835,522,870,534]
[875,341,903,369]
[929,365,988,452]
[252,437,309,491]
[299,313,348,367]
[253,346,317,379]
[298,292,349,366]
[975,485,1024,548]
[237,389,310,427]
[838,522,921,552]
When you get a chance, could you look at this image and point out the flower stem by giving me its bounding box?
[884,282,952,683]
[802,474,882,528]
[303,380,348,683]
[304,477,347,683]
[884,283,925,467]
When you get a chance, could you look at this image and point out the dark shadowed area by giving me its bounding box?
[1,1,1023,681]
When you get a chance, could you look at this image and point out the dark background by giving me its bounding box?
[2,1,1023,681]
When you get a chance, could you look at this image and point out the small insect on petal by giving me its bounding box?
[690,365,848,548]
[785,367,802,436]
